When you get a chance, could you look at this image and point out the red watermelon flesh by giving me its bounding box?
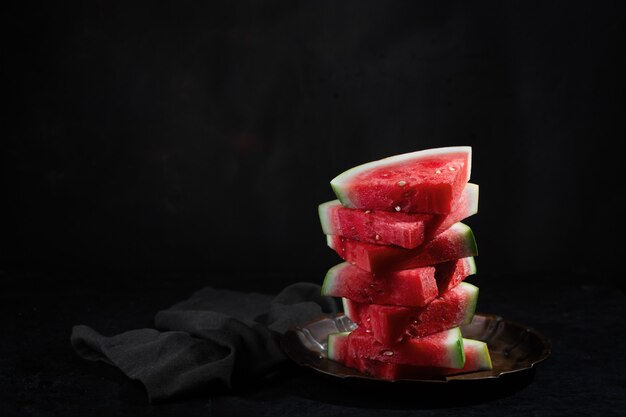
[435,257,477,294]
[321,257,476,307]
[343,282,479,345]
[330,147,471,214]
[328,334,491,380]
[328,326,465,368]
[319,183,478,249]
[327,222,477,273]
[319,201,427,250]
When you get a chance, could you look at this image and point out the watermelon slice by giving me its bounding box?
[327,222,477,273]
[319,183,479,249]
[328,334,492,380]
[328,326,465,368]
[330,146,471,214]
[343,282,479,344]
[321,257,476,307]
[322,263,438,307]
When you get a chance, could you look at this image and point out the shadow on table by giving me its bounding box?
[235,363,537,410]
[76,356,536,413]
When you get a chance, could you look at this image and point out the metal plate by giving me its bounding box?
[281,313,551,383]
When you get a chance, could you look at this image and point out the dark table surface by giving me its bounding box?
[3,268,625,417]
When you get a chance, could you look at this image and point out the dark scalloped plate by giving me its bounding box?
[281,313,551,383]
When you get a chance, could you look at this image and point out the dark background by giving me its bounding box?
[3,2,626,416]
[4,1,625,286]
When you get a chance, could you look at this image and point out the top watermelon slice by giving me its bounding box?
[330,146,472,214]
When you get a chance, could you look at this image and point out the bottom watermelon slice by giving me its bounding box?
[328,333,492,380]
[343,282,479,344]
[328,326,465,369]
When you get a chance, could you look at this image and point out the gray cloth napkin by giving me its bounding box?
[71,282,339,402]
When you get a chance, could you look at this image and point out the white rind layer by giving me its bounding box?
[342,297,355,320]
[449,222,471,235]
[465,183,479,216]
[318,200,341,235]
[466,256,477,275]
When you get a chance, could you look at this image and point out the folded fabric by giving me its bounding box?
[71,282,339,402]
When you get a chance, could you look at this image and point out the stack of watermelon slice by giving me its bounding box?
[318,146,492,379]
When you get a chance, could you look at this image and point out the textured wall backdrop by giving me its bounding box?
[3,1,624,284]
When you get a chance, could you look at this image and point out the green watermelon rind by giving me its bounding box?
[452,222,479,257]
[330,146,472,207]
[461,339,493,370]
[321,262,345,296]
[457,282,479,325]
[447,327,466,369]
[327,331,350,361]
[318,200,340,235]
